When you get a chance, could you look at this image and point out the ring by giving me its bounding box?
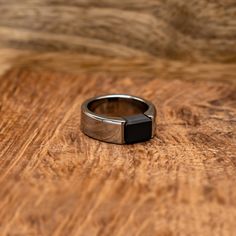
[81,94,156,144]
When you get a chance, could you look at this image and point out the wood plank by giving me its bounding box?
[0,68,236,235]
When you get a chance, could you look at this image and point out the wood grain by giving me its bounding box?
[0,0,236,235]
[0,0,236,63]
[0,67,236,235]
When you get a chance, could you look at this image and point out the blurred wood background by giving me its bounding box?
[0,1,236,235]
[0,0,236,75]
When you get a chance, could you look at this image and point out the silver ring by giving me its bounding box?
[81,94,156,144]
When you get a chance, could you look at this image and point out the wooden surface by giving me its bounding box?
[0,0,236,63]
[0,67,236,235]
[0,0,236,235]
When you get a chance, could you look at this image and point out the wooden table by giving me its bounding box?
[0,1,236,235]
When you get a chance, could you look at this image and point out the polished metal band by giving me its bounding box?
[81,94,156,144]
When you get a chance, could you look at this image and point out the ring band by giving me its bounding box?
[81,94,156,144]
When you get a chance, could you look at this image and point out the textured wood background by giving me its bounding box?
[0,0,236,235]
[1,0,236,61]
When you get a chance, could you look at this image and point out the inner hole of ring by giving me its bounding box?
[88,97,148,117]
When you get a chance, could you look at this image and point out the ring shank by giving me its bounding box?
[88,97,149,117]
[81,94,156,144]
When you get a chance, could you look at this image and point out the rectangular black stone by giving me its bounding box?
[124,114,152,144]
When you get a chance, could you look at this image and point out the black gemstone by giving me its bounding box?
[124,114,152,144]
